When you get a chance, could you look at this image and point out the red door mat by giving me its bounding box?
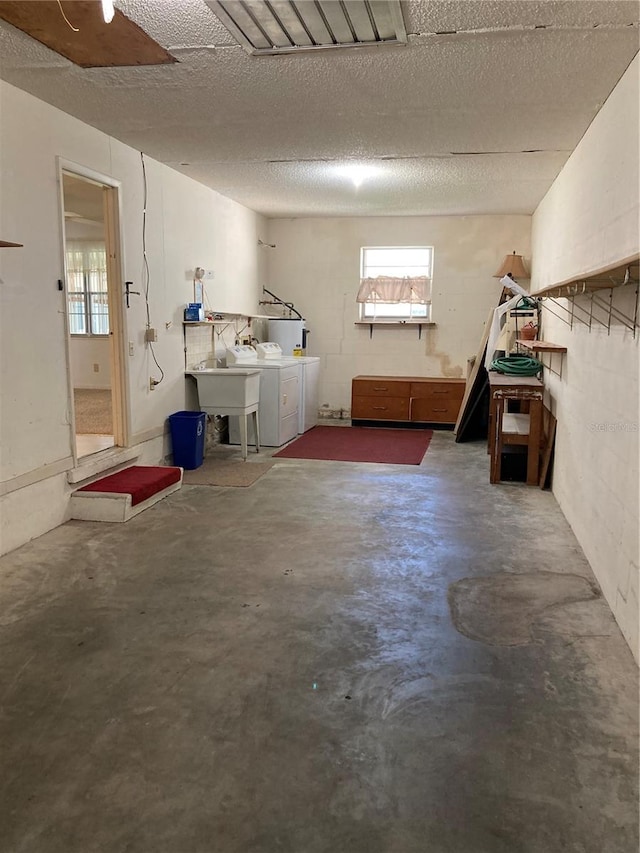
[77,466,181,506]
[273,426,433,465]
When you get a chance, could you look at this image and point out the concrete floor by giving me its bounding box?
[1,432,638,853]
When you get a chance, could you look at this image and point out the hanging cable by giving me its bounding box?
[57,0,80,31]
[140,152,164,386]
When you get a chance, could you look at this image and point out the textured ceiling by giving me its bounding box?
[0,1,638,218]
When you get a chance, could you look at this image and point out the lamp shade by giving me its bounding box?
[494,251,529,279]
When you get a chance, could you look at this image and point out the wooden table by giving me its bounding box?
[488,373,544,485]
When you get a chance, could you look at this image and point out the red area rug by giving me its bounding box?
[77,466,181,506]
[273,426,433,465]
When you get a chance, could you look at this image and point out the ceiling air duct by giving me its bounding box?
[207,0,407,55]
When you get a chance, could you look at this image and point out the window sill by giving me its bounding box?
[355,320,435,326]
[355,320,436,339]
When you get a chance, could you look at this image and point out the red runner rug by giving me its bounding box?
[273,426,433,465]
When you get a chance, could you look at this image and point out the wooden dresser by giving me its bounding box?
[351,375,466,427]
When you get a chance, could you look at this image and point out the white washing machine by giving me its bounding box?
[254,343,320,434]
[226,345,300,447]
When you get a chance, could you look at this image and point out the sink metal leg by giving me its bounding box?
[252,411,260,453]
[238,415,248,461]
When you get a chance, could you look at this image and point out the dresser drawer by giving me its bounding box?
[352,379,411,398]
[410,397,461,423]
[352,395,410,420]
[410,381,465,403]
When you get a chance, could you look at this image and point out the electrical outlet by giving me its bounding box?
[145,328,158,342]
[149,377,159,391]
[129,342,134,356]
[93,363,99,373]
[165,321,172,330]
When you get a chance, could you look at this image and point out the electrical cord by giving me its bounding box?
[140,152,164,386]
[57,0,79,31]
[490,355,543,376]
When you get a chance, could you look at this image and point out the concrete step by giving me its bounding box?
[70,466,183,522]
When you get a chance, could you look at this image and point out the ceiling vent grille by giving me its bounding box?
[207,1,407,55]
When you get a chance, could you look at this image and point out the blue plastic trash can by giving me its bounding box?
[169,411,206,469]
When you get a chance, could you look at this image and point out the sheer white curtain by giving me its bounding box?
[356,275,431,304]
[66,241,108,334]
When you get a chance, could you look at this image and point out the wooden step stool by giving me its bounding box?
[70,465,183,522]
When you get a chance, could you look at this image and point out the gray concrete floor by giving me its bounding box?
[1,432,638,853]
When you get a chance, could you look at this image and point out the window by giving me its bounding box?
[358,246,433,320]
[66,242,109,335]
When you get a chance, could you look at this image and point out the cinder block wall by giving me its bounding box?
[532,56,639,661]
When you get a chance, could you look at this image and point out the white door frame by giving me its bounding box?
[57,158,130,462]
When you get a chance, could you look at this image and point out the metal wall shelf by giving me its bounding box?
[183,313,263,369]
[534,258,639,338]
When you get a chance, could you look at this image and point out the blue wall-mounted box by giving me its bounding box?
[184,303,204,321]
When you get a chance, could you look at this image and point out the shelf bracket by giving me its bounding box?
[590,289,638,334]
[541,351,563,379]
[542,297,602,329]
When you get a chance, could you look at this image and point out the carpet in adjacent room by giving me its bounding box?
[273,425,433,465]
[74,388,112,435]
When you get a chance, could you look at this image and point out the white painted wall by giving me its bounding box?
[266,215,531,410]
[532,57,639,290]
[531,56,639,661]
[70,337,111,389]
[0,82,264,554]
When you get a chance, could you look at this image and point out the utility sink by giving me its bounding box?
[185,368,260,411]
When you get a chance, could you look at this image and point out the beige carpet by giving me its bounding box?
[182,458,274,487]
[74,389,112,435]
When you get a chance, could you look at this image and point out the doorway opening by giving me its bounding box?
[61,169,127,459]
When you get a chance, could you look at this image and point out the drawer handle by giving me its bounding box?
[372,406,388,410]
[432,408,447,412]
[373,387,388,391]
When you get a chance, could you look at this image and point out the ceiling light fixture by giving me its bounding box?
[336,164,380,189]
[101,0,115,24]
